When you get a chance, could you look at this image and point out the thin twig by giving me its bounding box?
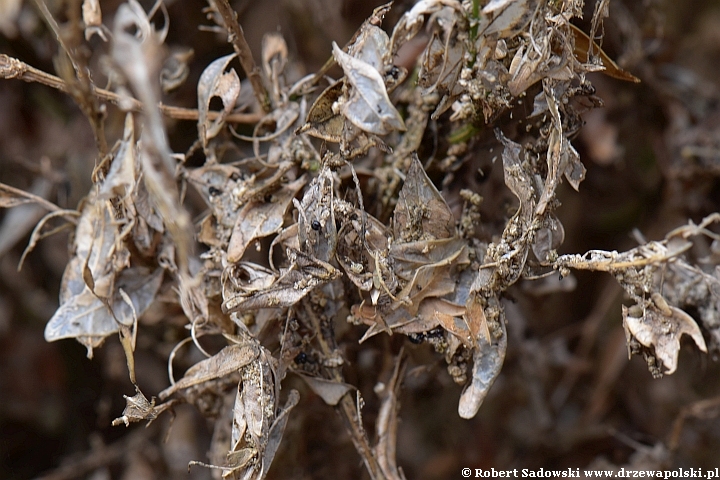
[301,299,381,479]
[212,0,271,112]
[0,54,262,124]
[31,0,109,156]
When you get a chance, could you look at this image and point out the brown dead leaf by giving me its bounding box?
[393,154,455,242]
[297,80,345,143]
[159,343,259,399]
[227,175,306,262]
[570,23,640,83]
[112,386,174,427]
[296,373,354,406]
[222,249,340,313]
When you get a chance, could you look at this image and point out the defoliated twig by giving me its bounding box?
[212,0,271,112]
[301,299,381,479]
[0,54,262,124]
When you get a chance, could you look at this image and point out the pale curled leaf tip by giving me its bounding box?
[458,306,507,419]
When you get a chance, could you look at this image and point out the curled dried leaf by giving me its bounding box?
[159,343,259,400]
[197,53,241,148]
[458,298,507,419]
[623,303,707,375]
[297,373,354,406]
[227,175,306,262]
[332,42,405,135]
[222,249,340,313]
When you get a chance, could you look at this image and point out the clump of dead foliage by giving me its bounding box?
[2,0,720,477]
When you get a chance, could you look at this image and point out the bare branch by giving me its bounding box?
[0,54,262,124]
[212,0,271,112]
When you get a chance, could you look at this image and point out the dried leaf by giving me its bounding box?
[158,343,259,399]
[262,390,299,475]
[296,165,338,262]
[458,299,507,418]
[222,249,340,313]
[44,267,163,357]
[112,386,173,427]
[227,175,306,262]
[297,80,345,142]
[374,354,407,480]
[479,0,539,38]
[82,0,109,41]
[100,113,136,200]
[393,154,455,242]
[297,373,354,406]
[623,303,708,375]
[197,53,241,147]
[570,23,640,83]
[332,42,405,135]
[0,179,52,257]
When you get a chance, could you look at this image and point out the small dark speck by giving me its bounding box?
[311,220,321,231]
[208,186,221,196]
[294,352,308,364]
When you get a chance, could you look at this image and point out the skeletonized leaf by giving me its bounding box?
[623,303,707,375]
[227,176,306,262]
[159,343,259,399]
[197,53,241,147]
[332,42,405,135]
[297,373,354,406]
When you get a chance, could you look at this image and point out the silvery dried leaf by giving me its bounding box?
[458,298,507,418]
[197,53,241,147]
[100,113,136,200]
[44,267,163,357]
[332,42,405,135]
[158,343,259,400]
